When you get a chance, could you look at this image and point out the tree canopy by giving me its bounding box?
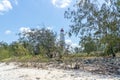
[65,0,120,56]
[18,28,57,58]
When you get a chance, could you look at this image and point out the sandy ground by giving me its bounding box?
[0,63,119,80]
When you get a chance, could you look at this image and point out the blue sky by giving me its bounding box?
[0,0,80,47]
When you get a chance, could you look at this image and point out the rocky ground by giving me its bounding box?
[18,57,120,76]
[0,62,119,80]
[0,57,120,80]
[62,57,120,76]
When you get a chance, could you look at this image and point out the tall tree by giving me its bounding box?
[18,28,57,58]
[65,0,120,57]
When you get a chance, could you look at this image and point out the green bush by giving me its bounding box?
[0,48,11,61]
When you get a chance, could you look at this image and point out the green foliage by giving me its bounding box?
[65,0,120,56]
[10,42,29,56]
[0,27,64,62]
[74,47,80,54]
[2,0,120,61]
[0,48,10,60]
[81,36,97,54]
[103,36,120,56]
[0,42,11,61]
[18,28,60,58]
[117,0,120,6]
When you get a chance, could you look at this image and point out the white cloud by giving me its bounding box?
[52,0,71,8]
[5,30,12,35]
[65,39,81,52]
[65,39,72,45]
[46,26,53,30]
[65,39,80,48]
[71,43,80,48]
[19,27,31,33]
[0,0,12,13]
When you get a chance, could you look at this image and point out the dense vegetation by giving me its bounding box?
[65,0,120,57]
[0,28,64,62]
[0,0,120,62]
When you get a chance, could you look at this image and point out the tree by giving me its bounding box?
[117,0,120,17]
[65,0,120,57]
[18,28,57,58]
[0,41,8,49]
[117,0,120,6]
[74,46,83,54]
[81,35,97,54]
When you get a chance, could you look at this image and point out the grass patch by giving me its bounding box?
[1,54,50,63]
[1,52,120,63]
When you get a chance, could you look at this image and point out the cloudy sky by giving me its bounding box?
[0,0,80,47]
